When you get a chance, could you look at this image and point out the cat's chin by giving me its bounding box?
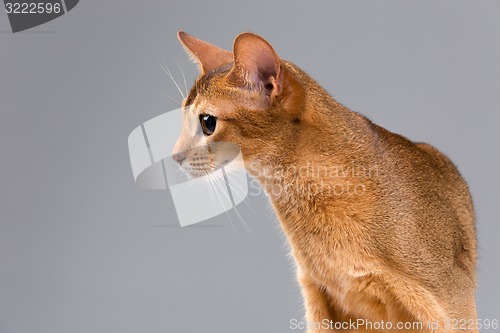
[180,164,224,180]
[180,158,247,181]
[180,167,214,180]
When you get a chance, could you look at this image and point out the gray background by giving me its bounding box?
[1,1,499,332]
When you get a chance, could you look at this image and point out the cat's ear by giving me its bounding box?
[227,33,283,98]
[177,31,232,75]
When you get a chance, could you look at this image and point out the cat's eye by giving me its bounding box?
[200,114,217,135]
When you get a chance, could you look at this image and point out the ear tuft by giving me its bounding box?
[177,31,232,75]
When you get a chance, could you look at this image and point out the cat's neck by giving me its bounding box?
[248,62,380,230]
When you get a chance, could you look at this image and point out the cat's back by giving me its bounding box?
[368,123,476,280]
[370,123,470,202]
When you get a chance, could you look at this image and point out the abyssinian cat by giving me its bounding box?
[172,31,477,333]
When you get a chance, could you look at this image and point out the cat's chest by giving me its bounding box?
[286,222,376,288]
[294,237,378,312]
[292,235,369,282]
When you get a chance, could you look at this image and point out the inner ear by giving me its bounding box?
[178,31,233,75]
[227,33,282,97]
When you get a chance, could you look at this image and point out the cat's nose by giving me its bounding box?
[172,152,186,166]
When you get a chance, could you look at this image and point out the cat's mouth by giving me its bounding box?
[175,142,241,179]
[180,159,231,179]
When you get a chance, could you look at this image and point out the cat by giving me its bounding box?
[172,31,477,333]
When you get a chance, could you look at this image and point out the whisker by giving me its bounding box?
[174,58,188,98]
[224,173,257,214]
[160,58,186,100]
[206,171,236,232]
[233,204,254,236]
[204,172,223,220]
[158,93,181,106]
[211,172,252,233]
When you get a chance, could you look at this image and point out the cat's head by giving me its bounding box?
[172,31,303,178]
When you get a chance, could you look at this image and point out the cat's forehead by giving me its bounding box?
[182,63,270,115]
[191,99,216,113]
[189,98,236,119]
[187,87,269,117]
[183,68,229,107]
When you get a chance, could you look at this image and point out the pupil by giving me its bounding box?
[206,116,215,131]
[201,114,216,134]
